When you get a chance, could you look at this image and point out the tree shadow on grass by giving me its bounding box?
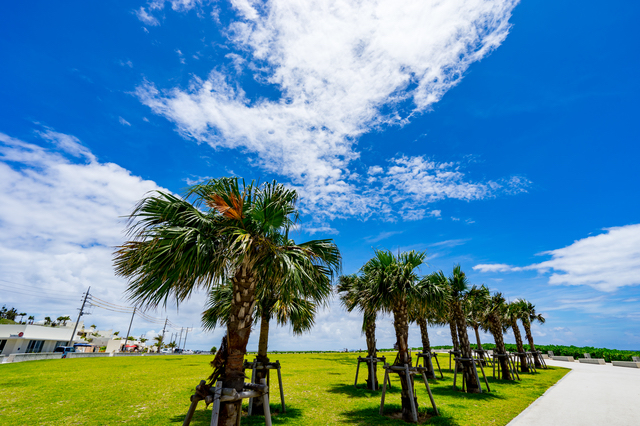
[170,405,302,425]
[428,385,505,400]
[326,382,390,398]
[339,405,460,425]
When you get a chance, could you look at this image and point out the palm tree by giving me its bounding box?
[517,300,545,368]
[506,301,529,373]
[365,250,445,422]
[18,313,27,324]
[28,315,35,324]
[484,292,511,380]
[153,335,164,350]
[168,341,177,351]
[465,285,491,364]
[202,279,323,413]
[114,178,340,426]
[431,266,481,393]
[44,316,52,326]
[338,273,380,388]
[57,316,71,326]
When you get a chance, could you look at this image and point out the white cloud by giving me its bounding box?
[136,0,522,219]
[36,129,96,162]
[135,0,206,26]
[118,117,132,126]
[474,224,640,292]
[365,230,403,243]
[0,131,176,336]
[473,263,515,272]
[529,224,640,292]
[135,7,160,26]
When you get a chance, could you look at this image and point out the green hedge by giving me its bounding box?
[422,344,639,362]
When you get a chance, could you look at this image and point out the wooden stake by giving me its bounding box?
[210,381,223,426]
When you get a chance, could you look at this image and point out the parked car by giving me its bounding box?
[54,346,76,358]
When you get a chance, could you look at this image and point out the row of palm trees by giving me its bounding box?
[112,177,544,425]
[338,253,546,421]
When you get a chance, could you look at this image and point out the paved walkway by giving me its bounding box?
[508,359,640,425]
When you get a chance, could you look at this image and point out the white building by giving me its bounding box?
[0,321,146,356]
[0,323,82,355]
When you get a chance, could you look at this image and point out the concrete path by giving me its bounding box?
[508,359,640,425]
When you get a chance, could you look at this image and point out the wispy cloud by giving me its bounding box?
[473,224,640,292]
[118,117,132,126]
[365,230,403,243]
[136,0,522,220]
[135,7,161,26]
[429,238,469,248]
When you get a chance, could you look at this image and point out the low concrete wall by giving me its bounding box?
[4,352,63,363]
[552,356,575,362]
[113,352,144,357]
[578,358,606,365]
[612,361,640,368]
[66,352,110,359]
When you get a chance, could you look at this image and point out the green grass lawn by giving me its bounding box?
[0,352,568,425]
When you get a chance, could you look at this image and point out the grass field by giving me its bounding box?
[0,352,568,425]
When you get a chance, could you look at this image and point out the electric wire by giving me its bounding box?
[0,278,82,296]
[0,283,80,303]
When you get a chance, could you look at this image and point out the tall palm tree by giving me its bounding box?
[506,301,529,373]
[465,285,491,364]
[484,292,511,380]
[431,266,481,393]
[365,250,445,422]
[18,313,27,324]
[517,300,545,368]
[28,315,35,324]
[338,273,380,388]
[114,178,340,426]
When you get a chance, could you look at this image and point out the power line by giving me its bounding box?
[0,278,81,296]
[0,283,80,303]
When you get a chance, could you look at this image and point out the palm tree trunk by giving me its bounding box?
[451,300,480,393]
[488,313,511,380]
[392,300,417,423]
[218,264,258,426]
[416,317,435,379]
[449,317,459,352]
[252,311,271,415]
[521,318,541,368]
[364,313,379,389]
[473,326,486,365]
[511,319,529,373]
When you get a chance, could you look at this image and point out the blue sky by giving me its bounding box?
[1,0,639,352]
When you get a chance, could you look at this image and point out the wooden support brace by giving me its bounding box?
[277,362,285,413]
[379,363,390,415]
[421,370,439,416]
[210,381,223,426]
[404,363,418,423]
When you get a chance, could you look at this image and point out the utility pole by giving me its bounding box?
[160,317,168,348]
[68,287,90,346]
[182,327,190,350]
[123,307,136,352]
[178,327,184,349]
